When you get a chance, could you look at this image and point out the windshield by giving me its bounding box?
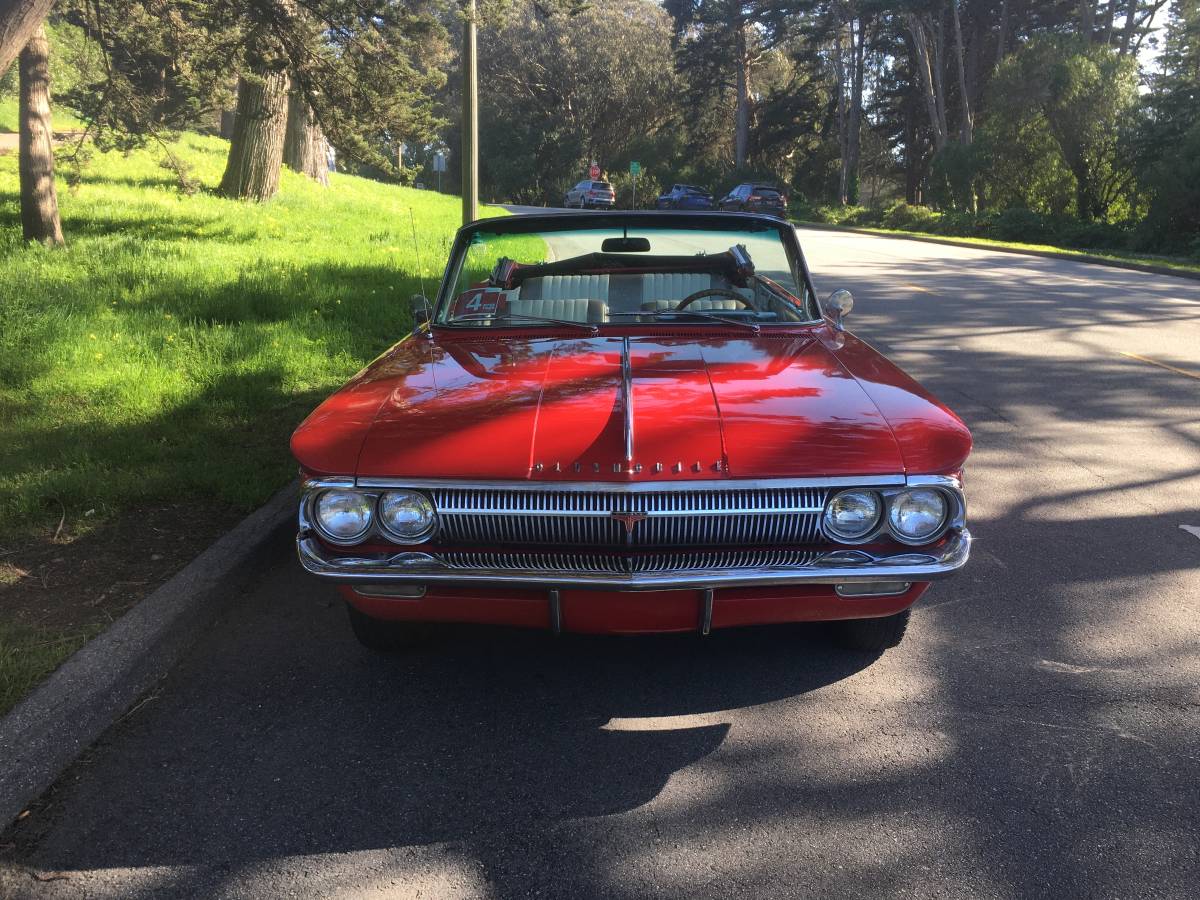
[435,221,817,328]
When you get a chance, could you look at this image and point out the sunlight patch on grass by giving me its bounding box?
[0,131,503,537]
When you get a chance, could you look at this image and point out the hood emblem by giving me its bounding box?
[610,511,649,534]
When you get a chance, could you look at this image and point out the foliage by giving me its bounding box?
[1136,120,1200,256]
[979,37,1139,222]
[608,168,664,210]
[48,1,448,173]
[1134,0,1200,253]
[469,0,679,204]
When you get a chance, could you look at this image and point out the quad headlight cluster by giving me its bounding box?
[822,487,953,546]
[310,488,437,545]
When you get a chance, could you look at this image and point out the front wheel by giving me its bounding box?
[834,609,910,652]
[347,603,432,652]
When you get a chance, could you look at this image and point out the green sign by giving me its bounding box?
[629,161,641,176]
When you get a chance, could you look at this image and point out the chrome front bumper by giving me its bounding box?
[296,528,971,591]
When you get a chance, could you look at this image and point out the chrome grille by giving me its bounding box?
[429,486,827,548]
[440,549,822,574]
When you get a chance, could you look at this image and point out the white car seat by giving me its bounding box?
[508,298,608,323]
[640,298,745,312]
[537,274,610,302]
[640,273,713,306]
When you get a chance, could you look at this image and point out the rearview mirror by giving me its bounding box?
[601,236,651,253]
[823,289,853,331]
[410,293,431,328]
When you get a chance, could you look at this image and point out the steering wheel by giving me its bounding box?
[676,287,755,310]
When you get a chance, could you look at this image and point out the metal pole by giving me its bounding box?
[461,0,479,225]
[632,173,637,210]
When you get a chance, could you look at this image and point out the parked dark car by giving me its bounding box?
[564,180,616,209]
[719,183,788,216]
[655,184,715,210]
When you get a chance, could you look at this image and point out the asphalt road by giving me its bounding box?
[3,228,1199,899]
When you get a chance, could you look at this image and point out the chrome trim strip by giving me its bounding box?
[296,528,971,590]
[303,476,357,490]
[835,581,912,598]
[352,475,908,491]
[621,335,634,464]
[435,506,824,518]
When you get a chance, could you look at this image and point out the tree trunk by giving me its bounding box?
[906,13,949,153]
[1079,0,1096,41]
[18,24,62,246]
[904,99,922,204]
[734,20,751,169]
[283,90,329,185]
[951,1,972,145]
[995,0,1009,68]
[845,18,866,205]
[219,69,290,201]
[1118,0,1139,55]
[832,21,849,203]
[0,0,54,78]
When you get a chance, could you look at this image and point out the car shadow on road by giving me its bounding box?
[4,540,875,887]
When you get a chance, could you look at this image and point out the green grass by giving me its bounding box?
[0,131,503,538]
[0,95,88,133]
[0,619,105,715]
[803,221,1200,276]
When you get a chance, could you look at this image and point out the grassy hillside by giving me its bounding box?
[0,131,500,714]
[0,132,493,538]
[0,95,88,133]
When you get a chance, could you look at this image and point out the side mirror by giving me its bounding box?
[410,293,431,328]
[823,289,853,331]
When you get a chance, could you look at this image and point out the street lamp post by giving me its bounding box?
[462,0,479,225]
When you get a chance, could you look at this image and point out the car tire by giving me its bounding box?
[347,603,432,652]
[834,609,910,652]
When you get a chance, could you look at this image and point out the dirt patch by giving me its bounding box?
[1,502,244,639]
[0,131,85,155]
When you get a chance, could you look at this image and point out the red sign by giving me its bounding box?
[588,163,600,180]
[450,287,504,318]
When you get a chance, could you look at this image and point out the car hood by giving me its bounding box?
[291,330,970,481]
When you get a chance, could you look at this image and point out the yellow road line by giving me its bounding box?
[1118,351,1200,381]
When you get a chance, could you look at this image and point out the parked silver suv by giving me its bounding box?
[564,180,616,209]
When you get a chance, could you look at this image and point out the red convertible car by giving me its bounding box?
[292,212,971,652]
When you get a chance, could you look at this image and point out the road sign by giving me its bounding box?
[432,152,447,173]
[629,161,641,176]
[588,163,601,179]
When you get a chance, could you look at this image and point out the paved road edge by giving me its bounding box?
[0,482,299,829]
[794,222,1200,282]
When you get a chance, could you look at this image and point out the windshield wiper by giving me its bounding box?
[441,313,599,333]
[609,310,761,333]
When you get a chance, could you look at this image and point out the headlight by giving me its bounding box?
[887,489,948,544]
[822,490,882,541]
[378,490,436,542]
[313,489,374,543]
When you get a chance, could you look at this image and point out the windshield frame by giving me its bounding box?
[431,211,822,329]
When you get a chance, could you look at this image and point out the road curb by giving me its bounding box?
[0,482,299,829]
[794,222,1200,282]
